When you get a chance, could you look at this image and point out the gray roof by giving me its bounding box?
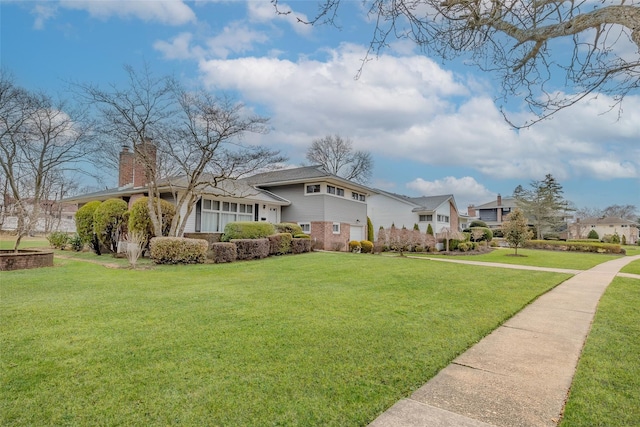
[579,216,638,226]
[64,174,290,205]
[374,189,456,212]
[243,165,376,194]
[409,194,455,212]
[475,197,518,209]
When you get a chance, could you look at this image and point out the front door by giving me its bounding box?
[267,205,279,223]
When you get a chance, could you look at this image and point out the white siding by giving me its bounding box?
[367,194,418,239]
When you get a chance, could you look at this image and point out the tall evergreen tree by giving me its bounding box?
[513,174,572,239]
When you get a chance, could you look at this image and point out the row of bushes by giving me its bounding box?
[148,222,313,264]
[523,240,626,254]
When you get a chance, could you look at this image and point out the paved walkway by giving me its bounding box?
[369,254,640,427]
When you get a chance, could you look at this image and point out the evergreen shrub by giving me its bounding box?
[349,240,362,252]
[274,223,303,236]
[231,238,270,260]
[75,200,102,244]
[47,232,69,249]
[360,240,373,253]
[222,222,275,241]
[149,237,208,264]
[211,242,237,263]
[268,233,293,255]
[128,197,176,242]
[93,198,128,253]
[291,238,312,254]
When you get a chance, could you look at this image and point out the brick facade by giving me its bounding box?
[310,221,351,251]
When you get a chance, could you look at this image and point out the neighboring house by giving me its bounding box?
[366,190,460,239]
[65,143,290,236]
[243,166,375,250]
[569,217,639,244]
[467,195,517,230]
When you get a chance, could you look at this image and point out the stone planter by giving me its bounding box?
[0,249,54,271]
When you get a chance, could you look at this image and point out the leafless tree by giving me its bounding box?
[273,0,640,126]
[306,134,373,184]
[0,71,94,250]
[75,64,286,237]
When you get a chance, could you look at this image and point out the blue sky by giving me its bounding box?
[2,0,639,213]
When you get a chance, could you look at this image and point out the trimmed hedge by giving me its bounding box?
[149,237,208,264]
[268,233,293,255]
[93,198,128,253]
[231,238,270,260]
[349,240,362,252]
[360,240,373,253]
[274,222,303,236]
[291,238,312,254]
[75,200,102,244]
[524,240,625,254]
[210,242,237,264]
[128,197,176,242]
[222,222,275,241]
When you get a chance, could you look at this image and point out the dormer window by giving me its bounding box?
[306,184,321,194]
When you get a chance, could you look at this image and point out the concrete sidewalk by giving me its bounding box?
[369,255,640,427]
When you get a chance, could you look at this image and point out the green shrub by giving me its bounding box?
[621,235,626,245]
[47,232,69,249]
[611,233,621,244]
[222,222,275,241]
[75,200,102,244]
[349,240,362,252]
[468,226,493,242]
[210,242,237,263]
[587,229,599,239]
[293,233,310,239]
[128,197,176,242]
[291,238,312,254]
[367,217,374,242]
[426,224,434,236]
[470,220,488,228]
[360,240,373,253]
[268,233,293,255]
[93,198,128,253]
[69,234,84,251]
[149,237,208,264]
[458,242,472,252]
[524,240,625,254]
[274,223,303,236]
[231,238,270,260]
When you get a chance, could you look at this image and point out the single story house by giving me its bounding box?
[569,217,639,244]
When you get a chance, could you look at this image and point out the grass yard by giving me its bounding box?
[414,247,625,270]
[1,252,570,426]
[620,259,640,275]
[560,276,640,426]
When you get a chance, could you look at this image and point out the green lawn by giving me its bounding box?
[620,259,640,275]
[414,247,625,270]
[1,252,570,426]
[560,276,640,426]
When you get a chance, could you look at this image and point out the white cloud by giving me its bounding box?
[154,32,204,60]
[58,0,196,25]
[406,177,496,212]
[205,22,269,59]
[31,4,57,30]
[247,1,312,36]
[194,42,640,185]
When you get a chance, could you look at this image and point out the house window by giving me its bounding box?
[327,185,336,194]
[299,223,311,234]
[332,223,340,234]
[306,184,321,194]
[351,192,366,202]
[437,215,449,222]
[419,214,433,222]
[201,199,253,232]
[337,188,344,196]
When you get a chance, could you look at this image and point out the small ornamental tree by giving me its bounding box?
[502,209,533,255]
[93,198,128,253]
[437,228,465,252]
[587,229,599,240]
